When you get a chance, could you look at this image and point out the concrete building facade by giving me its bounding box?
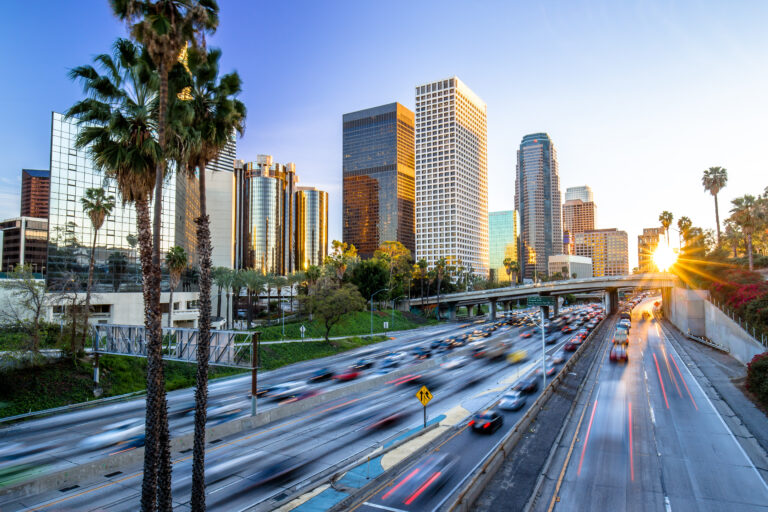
[574,228,629,277]
[548,254,593,279]
[21,169,50,219]
[638,227,665,272]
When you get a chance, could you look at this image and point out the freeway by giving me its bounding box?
[348,309,609,512]
[0,305,601,511]
[539,298,768,511]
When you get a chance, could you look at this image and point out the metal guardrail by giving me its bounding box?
[685,330,730,353]
[91,324,257,368]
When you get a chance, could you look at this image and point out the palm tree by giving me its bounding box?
[677,216,692,248]
[164,246,187,327]
[659,211,674,245]
[212,266,230,320]
[503,257,519,286]
[416,259,428,305]
[730,195,762,270]
[702,166,728,245]
[434,257,447,320]
[110,5,218,507]
[241,270,264,328]
[66,38,166,510]
[80,187,116,351]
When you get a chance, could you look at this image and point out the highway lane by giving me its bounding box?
[0,322,475,481]
[347,308,609,512]
[1,307,592,511]
[548,299,768,511]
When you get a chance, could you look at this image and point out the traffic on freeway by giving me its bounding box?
[0,303,604,511]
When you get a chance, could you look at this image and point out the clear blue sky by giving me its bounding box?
[2,0,767,268]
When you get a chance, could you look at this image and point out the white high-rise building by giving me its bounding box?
[564,185,593,203]
[415,76,488,275]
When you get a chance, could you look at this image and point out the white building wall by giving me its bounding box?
[207,169,235,269]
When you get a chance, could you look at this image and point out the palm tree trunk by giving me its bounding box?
[167,282,174,328]
[137,197,168,512]
[82,228,98,354]
[714,194,721,246]
[216,284,222,318]
[747,233,754,271]
[191,162,213,510]
[436,276,441,320]
[420,277,424,306]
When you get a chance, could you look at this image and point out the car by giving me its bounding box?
[613,330,628,344]
[561,325,574,334]
[507,349,527,364]
[610,344,628,362]
[351,358,375,370]
[550,350,567,364]
[441,356,471,370]
[307,368,334,383]
[269,382,308,401]
[545,333,559,345]
[380,358,400,369]
[513,375,539,394]
[381,453,458,505]
[411,347,432,360]
[79,419,144,450]
[498,391,526,411]
[334,369,361,381]
[535,362,557,377]
[563,340,579,351]
[431,339,450,350]
[384,351,408,362]
[469,411,504,433]
[520,331,533,339]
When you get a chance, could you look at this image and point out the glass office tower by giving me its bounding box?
[343,102,415,258]
[489,210,517,283]
[295,187,328,270]
[21,169,50,218]
[47,112,196,291]
[515,133,562,280]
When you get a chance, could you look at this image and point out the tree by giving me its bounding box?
[503,258,519,286]
[324,240,358,282]
[434,257,447,320]
[111,3,219,508]
[0,265,49,353]
[66,37,169,511]
[350,259,389,301]
[240,270,264,328]
[212,266,231,320]
[416,259,428,304]
[164,246,187,327]
[301,280,366,341]
[677,216,692,247]
[659,211,674,245]
[702,166,728,245]
[80,187,116,352]
[730,195,763,271]
[374,241,412,299]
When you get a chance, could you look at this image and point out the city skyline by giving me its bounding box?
[2,1,767,269]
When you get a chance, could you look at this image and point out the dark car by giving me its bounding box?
[545,333,559,345]
[513,375,540,394]
[411,347,432,360]
[431,339,449,350]
[307,368,334,383]
[561,325,574,334]
[563,340,579,352]
[551,350,567,364]
[351,358,375,370]
[380,453,458,505]
[469,411,504,434]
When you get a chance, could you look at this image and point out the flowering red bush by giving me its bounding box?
[746,352,768,410]
[707,268,768,338]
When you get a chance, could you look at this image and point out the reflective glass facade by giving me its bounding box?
[47,112,197,291]
[21,169,50,218]
[343,102,415,258]
[575,228,629,277]
[515,133,562,279]
[489,210,517,283]
[295,187,328,270]
[0,217,48,273]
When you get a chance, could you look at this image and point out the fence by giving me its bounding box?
[708,298,768,349]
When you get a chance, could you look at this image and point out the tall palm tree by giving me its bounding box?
[730,195,762,270]
[241,270,263,328]
[80,187,116,352]
[503,257,519,286]
[702,166,728,245]
[434,257,446,320]
[212,266,230,319]
[110,4,218,508]
[165,246,187,327]
[416,258,428,305]
[66,38,164,510]
[677,216,692,248]
[659,211,674,245]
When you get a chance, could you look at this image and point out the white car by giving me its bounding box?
[79,419,144,450]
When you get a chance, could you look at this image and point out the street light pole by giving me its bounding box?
[391,295,407,330]
[370,288,389,338]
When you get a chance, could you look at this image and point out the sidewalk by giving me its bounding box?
[662,319,768,479]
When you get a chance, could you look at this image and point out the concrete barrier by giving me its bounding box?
[0,356,444,498]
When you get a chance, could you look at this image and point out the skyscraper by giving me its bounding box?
[638,227,665,272]
[564,185,593,203]
[206,132,237,268]
[563,199,596,234]
[415,77,488,275]
[21,169,50,219]
[515,133,562,280]
[489,210,517,283]
[575,228,629,277]
[342,103,415,258]
[295,186,328,269]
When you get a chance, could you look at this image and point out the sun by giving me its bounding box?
[653,244,678,272]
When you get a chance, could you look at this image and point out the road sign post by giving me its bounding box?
[300,324,306,340]
[416,385,433,429]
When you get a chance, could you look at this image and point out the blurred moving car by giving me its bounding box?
[469,410,504,433]
[513,375,539,394]
[268,382,308,401]
[563,340,579,351]
[610,344,628,362]
[535,362,557,377]
[545,333,559,345]
[351,358,375,370]
[520,331,533,339]
[381,453,458,506]
[498,391,526,411]
[78,419,144,450]
[307,368,334,383]
[551,350,567,364]
[411,347,432,360]
[334,369,361,382]
[441,356,470,370]
[507,349,527,364]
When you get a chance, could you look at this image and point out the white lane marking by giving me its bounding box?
[650,406,655,425]
[660,324,768,493]
[363,502,410,512]
[664,495,672,512]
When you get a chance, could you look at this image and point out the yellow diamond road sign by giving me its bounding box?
[416,385,433,407]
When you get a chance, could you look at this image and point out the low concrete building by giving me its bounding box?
[548,254,592,279]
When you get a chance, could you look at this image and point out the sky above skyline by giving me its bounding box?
[2,0,767,269]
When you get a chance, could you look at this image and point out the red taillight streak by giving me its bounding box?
[468,420,475,426]
[628,401,634,481]
[669,354,698,410]
[662,346,682,397]
[382,468,420,500]
[483,422,490,429]
[577,399,598,476]
[404,471,442,505]
[653,353,669,409]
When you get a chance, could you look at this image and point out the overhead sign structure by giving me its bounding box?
[528,296,556,307]
[416,385,433,406]
[416,385,433,428]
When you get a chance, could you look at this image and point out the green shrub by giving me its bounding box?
[746,352,768,410]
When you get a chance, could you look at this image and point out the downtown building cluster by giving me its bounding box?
[341,76,629,282]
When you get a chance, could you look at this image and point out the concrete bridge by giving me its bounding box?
[408,272,678,320]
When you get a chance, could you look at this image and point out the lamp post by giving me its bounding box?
[370,288,389,338]
[391,295,407,330]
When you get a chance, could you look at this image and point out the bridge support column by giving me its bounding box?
[448,303,457,321]
[607,288,619,314]
[490,300,497,321]
[553,297,559,317]
[467,305,475,317]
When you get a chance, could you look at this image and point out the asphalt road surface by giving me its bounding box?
[544,299,768,511]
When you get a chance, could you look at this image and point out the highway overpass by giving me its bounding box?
[408,272,678,319]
